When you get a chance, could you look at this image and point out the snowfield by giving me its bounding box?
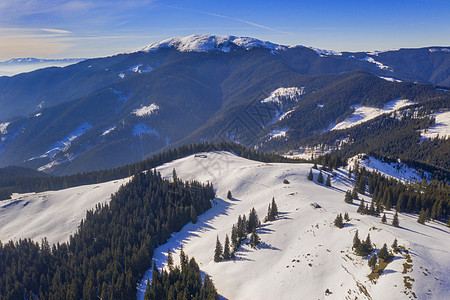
[136,152,449,300]
[420,111,450,139]
[0,151,447,299]
[0,177,130,245]
[330,99,413,131]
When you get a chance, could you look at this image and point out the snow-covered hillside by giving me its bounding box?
[137,152,449,300]
[348,154,430,182]
[330,99,413,131]
[135,34,287,53]
[0,177,130,245]
[420,111,450,139]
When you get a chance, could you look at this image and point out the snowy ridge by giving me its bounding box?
[136,152,449,299]
[0,177,131,245]
[135,34,288,53]
[330,99,413,131]
[429,48,450,53]
[268,128,288,140]
[309,47,342,56]
[420,111,450,139]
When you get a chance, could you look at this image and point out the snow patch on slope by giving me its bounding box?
[420,111,450,139]
[0,177,131,245]
[101,126,116,136]
[348,154,430,182]
[137,152,449,300]
[136,34,287,53]
[429,48,450,53]
[132,104,159,117]
[268,128,288,139]
[0,122,9,134]
[330,99,413,131]
[361,56,391,70]
[379,76,402,82]
[261,87,304,104]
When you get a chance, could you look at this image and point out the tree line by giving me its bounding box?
[0,169,215,299]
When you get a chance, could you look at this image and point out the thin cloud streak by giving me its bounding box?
[169,6,296,36]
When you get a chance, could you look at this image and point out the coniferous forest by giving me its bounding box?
[0,169,215,299]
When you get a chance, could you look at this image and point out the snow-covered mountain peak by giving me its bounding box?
[135,34,288,53]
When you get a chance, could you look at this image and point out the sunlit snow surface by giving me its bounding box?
[330,99,413,131]
[420,111,450,139]
[136,152,450,300]
[0,122,10,134]
[136,34,287,53]
[132,104,159,117]
[0,177,130,244]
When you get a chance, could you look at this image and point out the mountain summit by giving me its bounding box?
[134,34,288,53]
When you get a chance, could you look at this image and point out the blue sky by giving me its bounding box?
[0,0,449,60]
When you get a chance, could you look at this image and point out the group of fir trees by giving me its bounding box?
[368,241,397,271]
[214,207,262,262]
[334,212,349,228]
[264,197,279,222]
[354,166,448,224]
[352,230,374,257]
[0,170,215,299]
[308,168,332,187]
[145,247,218,299]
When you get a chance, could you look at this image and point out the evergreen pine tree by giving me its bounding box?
[326,175,331,187]
[353,230,361,250]
[223,235,231,260]
[317,170,324,184]
[348,167,352,179]
[344,190,353,204]
[247,208,260,232]
[334,214,344,228]
[344,212,350,221]
[172,168,178,182]
[425,208,431,221]
[231,225,239,251]
[214,236,223,262]
[392,212,399,227]
[386,197,392,211]
[265,203,273,222]
[391,238,398,251]
[249,230,261,248]
[417,209,426,224]
[381,213,387,224]
[357,199,365,214]
[167,248,174,270]
[352,187,359,200]
[368,254,377,271]
[271,197,278,217]
[378,243,389,261]
[190,205,197,224]
[308,169,313,181]
[227,190,232,200]
[313,163,318,170]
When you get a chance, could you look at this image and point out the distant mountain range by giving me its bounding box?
[0,58,85,77]
[0,35,448,175]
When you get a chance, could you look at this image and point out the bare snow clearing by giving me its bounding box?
[420,111,450,139]
[0,177,130,245]
[330,99,413,131]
